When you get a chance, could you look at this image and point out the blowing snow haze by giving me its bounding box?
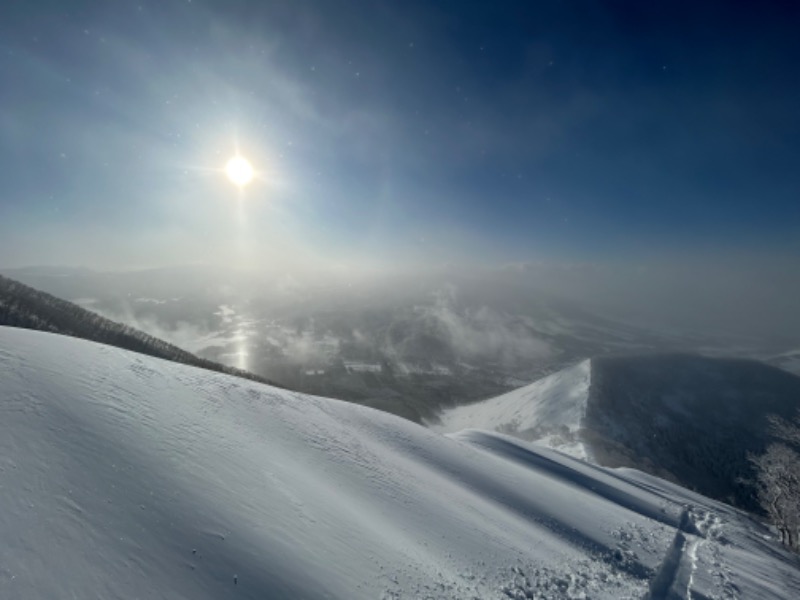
[2,1,800,598]
[3,262,799,423]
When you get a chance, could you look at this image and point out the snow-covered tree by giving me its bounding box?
[751,412,800,551]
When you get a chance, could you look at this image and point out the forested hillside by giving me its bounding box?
[0,274,278,387]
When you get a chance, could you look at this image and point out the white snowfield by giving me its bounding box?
[1,327,798,599]
[431,360,592,459]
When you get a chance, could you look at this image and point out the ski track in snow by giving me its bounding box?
[684,537,700,600]
[1,326,799,599]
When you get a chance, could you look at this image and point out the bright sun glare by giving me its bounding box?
[225,155,254,187]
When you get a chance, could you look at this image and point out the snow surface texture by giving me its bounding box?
[1,327,798,599]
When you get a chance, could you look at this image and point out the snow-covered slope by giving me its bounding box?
[430,360,592,459]
[434,354,800,514]
[1,327,798,599]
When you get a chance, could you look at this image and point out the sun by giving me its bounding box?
[225,155,254,187]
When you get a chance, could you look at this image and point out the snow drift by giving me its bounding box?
[1,327,798,598]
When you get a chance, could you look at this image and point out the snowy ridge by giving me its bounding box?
[1,327,798,599]
[434,353,800,514]
[431,360,592,458]
[766,348,800,376]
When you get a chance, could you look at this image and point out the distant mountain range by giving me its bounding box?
[434,354,800,514]
[0,274,279,387]
[5,264,795,424]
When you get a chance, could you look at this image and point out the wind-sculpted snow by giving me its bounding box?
[1,327,798,599]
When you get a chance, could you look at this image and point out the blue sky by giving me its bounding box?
[1,0,799,269]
